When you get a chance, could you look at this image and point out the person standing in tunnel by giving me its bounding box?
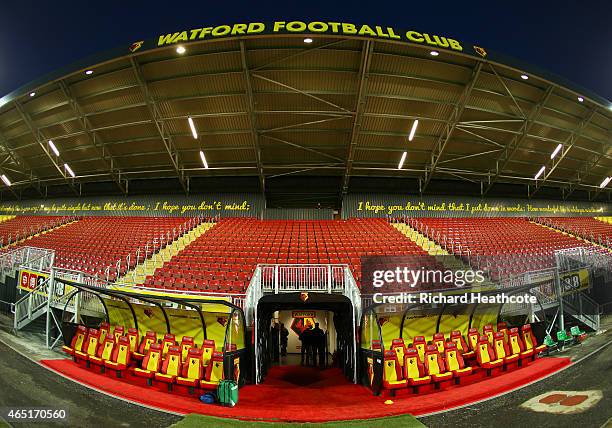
[299,325,312,366]
[280,323,289,357]
[312,322,326,368]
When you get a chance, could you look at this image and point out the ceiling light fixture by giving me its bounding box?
[188,116,198,139]
[303,38,313,44]
[176,45,186,54]
[430,51,439,56]
[200,150,209,169]
[534,166,545,180]
[520,74,529,80]
[29,92,36,97]
[1,174,11,186]
[48,140,60,156]
[64,163,75,178]
[550,143,562,159]
[85,70,94,75]
[408,119,419,141]
[398,152,407,169]
[600,177,611,189]
[577,96,584,103]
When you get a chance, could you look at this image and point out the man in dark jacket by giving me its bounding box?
[280,323,289,357]
[311,323,326,368]
[299,326,312,365]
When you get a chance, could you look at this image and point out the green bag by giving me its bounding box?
[217,379,238,407]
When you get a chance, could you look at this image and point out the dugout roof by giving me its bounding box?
[0,22,610,207]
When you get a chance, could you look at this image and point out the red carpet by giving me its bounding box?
[41,358,571,422]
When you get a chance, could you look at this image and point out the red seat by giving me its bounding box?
[475,335,503,374]
[104,336,132,376]
[154,346,183,389]
[403,348,431,391]
[443,342,473,381]
[62,325,88,356]
[423,345,453,384]
[133,343,163,385]
[382,350,407,391]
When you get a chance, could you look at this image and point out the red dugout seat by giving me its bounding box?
[423,345,453,385]
[403,348,431,392]
[443,342,472,382]
[62,325,87,356]
[492,332,519,366]
[134,343,163,385]
[200,352,224,390]
[382,350,407,392]
[155,346,183,390]
[475,335,503,375]
[521,324,547,355]
[450,330,474,359]
[390,338,407,367]
[176,348,204,393]
[104,336,132,377]
[74,328,100,363]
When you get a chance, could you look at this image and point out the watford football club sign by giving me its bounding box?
[290,311,317,336]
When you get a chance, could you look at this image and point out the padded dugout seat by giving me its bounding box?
[74,328,101,363]
[134,343,163,385]
[450,330,474,359]
[104,336,132,377]
[483,324,495,343]
[179,336,195,362]
[112,326,125,342]
[127,328,139,353]
[89,336,115,367]
[133,331,157,360]
[492,332,519,366]
[390,338,407,367]
[423,345,453,385]
[403,349,431,392]
[432,333,446,354]
[467,328,480,353]
[521,324,547,355]
[201,339,216,366]
[160,333,177,357]
[155,346,183,390]
[508,328,534,361]
[475,335,503,375]
[200,352,224,390]
[412,336,426,362]
[382,350,407,393]
[98,322,111,344]
[62,325,88,356]
[443,342,472,382]
[176,348,204,393]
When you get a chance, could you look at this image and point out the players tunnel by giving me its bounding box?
[253,292,357,385]
[359,285,551,395]
[56,279,248,386]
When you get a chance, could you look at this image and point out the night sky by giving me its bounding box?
[1,0,611,100]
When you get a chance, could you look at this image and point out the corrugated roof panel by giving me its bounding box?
[148,73,245,99]
[78,86,144,115]
[141,50,242,81]
[372,52,472,85]
[368,74,462,104]
[69,67,137,99]
[158,94,247,117]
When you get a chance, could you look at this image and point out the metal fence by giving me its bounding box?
[259,264,347,293]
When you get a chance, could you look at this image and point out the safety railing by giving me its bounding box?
[259,264,347,293]
[0,246,55,279]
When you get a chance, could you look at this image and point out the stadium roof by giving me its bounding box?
[0,22,610,207]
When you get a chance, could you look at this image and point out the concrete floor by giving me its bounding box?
[0,312,610,427]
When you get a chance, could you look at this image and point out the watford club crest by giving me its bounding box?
[217,317,228,327]
[473,45,487,58]
[129,40,144,53]
[143,308,154,318]
[300,292,309,302]
[290,311,317,335]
